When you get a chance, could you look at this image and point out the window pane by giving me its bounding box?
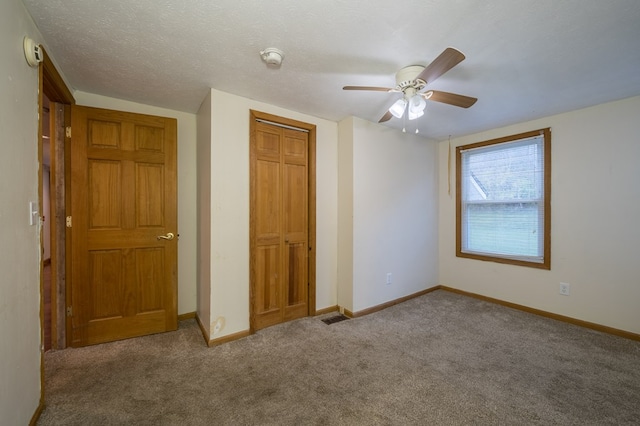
[464,138,542,202]
[464,202,541,258]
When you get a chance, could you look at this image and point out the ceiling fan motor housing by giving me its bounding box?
[395,65,426,91]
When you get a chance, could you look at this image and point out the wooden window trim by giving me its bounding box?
[456,128,551,270]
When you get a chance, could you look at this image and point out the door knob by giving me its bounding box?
[157,232,175,241]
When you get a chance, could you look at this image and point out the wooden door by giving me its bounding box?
[251,117,311,330]
[70,106,178,346]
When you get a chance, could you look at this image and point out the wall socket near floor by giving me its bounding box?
[386,273,392,285]
[559,282,571,296]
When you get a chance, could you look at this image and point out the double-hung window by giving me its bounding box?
[456,128,551,269]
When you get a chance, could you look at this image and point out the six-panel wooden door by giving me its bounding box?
[251,119,309,330]
[70,105,178,346]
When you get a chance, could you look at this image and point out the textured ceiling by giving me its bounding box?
[22,0,640,140]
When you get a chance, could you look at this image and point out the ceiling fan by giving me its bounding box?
[343,47,477,123]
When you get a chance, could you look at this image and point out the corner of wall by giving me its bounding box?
[195,90,212,335]
[337,117,355,311]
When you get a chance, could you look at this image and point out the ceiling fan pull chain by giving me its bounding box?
[402,109,407,133]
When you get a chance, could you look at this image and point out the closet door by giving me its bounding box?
[251,120,308,330]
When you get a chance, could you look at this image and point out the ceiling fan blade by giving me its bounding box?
[416,48,466,85]
[378,110,393,122]
[426,90,477,108]
[343,86,394,92]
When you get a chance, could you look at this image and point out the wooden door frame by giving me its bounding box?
[38,48,74,409]
[41,49,75,350]
[249,110,316,332]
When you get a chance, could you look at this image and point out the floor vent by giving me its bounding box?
[322,314,350,325]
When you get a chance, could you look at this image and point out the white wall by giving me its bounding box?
[0,0,44,423]
[439,95,640,334]
[74,92,198,315]
[341,117,440,312]
[201,88,339,339]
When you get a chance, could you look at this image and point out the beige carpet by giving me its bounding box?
[38,290,640,425]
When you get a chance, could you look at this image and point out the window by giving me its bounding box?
[456,128,550,269]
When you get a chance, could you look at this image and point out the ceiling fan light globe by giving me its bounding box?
[409,95,426,112]
[389,99,407,118]
[408,109,424,120]
[407,95,426,120]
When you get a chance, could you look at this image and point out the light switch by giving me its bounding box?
[29,201,38,226]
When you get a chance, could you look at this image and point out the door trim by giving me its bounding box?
[38,47,75,417]
[249,110,316,332]
[41,48,75,351]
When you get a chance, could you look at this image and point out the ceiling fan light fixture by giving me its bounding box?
[389,99,407,118]
[408,94,426,120]
[342,48,477,124]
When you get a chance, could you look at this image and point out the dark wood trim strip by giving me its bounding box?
[307,125,317,317]
[178,312,196,321]
[349,286,441,318]
[208,330,252,347]
[41,48,75,104]
[315,305,338,316]
[37,58,45,419]
[29,400,45,426]
[440,286,640,342]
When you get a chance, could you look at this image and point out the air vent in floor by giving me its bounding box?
[321,314,350,325]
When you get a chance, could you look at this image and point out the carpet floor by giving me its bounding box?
[38,290,640,425]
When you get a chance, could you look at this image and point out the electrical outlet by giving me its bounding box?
[559,282,570,296]
[386,273,392,285]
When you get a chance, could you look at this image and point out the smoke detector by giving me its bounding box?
[260,47,284,67]
[23,37,43,67]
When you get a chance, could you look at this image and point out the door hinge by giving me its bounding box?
[65,126,71,138]
[66,216,72,227]
[66,306,73,317]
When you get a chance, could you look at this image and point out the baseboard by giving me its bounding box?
[347,286,441,318]
[207,329,252,347]
[195,288,638,346]
[194,314,210,346]
[439,286,640,342]
[178,311,196,321]
[315,305,339,316]
[29,400,45,426]
[195,313,252,347]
